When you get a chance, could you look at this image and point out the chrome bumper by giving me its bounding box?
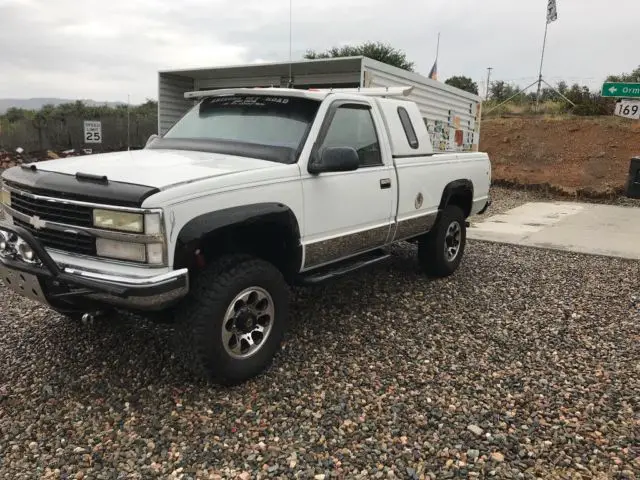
[0,221,188,311]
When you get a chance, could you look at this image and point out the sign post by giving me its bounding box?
[601,82,640,98]
[83,121,102,144]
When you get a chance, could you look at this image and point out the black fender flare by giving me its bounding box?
[173,202,302,271]
[438,179,474,216]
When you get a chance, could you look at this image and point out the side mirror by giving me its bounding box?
[308,147,360,174]
[145,134,159,147]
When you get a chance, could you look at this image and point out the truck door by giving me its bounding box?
[299,99,396,270]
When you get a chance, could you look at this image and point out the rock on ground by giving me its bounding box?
[0,188,639,479]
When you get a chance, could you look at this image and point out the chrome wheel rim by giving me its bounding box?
[444,221,462,262]
[222,287,274,359]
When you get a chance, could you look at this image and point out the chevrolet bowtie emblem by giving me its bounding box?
[29,215,46,230]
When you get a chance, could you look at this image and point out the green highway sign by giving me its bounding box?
[602,82,640,98]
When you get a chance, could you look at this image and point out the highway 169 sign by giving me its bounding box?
[614,99,640,120]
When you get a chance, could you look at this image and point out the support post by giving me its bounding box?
[484,79,539,115]
[542,78,576,107]
[535,20,550,111]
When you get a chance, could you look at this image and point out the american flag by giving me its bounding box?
[547,0,558,24]
[428,60,438,81]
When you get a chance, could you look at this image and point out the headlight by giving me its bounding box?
[93,209,165,264]
[96,239,146,262]
[93,209,162,234]
[96,239,165,264]
[93,209,143,233]
[0,188,10,207]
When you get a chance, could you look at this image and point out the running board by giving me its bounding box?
[296,250,391,286]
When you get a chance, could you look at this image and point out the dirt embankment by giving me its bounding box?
[480,116,640,197]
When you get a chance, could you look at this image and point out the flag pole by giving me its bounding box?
[535,20,549,111]
[428,32,440,81]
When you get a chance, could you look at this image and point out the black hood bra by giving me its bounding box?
[2,165,159,208]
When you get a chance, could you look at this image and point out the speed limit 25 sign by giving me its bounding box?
[83,120,102,143]
[614,100,640,120]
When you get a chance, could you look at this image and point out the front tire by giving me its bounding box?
[418,205,467,277]
[177,255,289,385]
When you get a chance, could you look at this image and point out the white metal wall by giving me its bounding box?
[158,74,195,135]
[362,60,482,153]
[156,58,482,148]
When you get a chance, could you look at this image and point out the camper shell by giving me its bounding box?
[158,56,482,153]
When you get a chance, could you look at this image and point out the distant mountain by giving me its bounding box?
[0,98,126,114]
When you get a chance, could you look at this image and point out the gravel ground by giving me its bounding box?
[1,188,639,479]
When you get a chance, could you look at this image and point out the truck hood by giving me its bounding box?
[31,148,279,189]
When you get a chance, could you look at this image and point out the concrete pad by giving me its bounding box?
[468,201,640,260]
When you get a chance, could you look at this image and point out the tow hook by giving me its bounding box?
[81,311,107,324]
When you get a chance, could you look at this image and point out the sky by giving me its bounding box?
[1,0,638,104]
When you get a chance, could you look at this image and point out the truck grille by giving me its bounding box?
[14,218,97,256]
[10,191,93,227]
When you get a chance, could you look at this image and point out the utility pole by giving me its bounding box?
[485,67,493,101]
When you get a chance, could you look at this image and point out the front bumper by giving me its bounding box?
[0,221,189,311]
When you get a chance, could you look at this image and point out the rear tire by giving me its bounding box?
[177,254,289,385]
[418,205,467,277]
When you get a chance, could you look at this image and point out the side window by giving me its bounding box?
[397,106,419,149]
[319,105,382,167]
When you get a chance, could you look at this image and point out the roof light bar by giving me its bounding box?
[184,87,311,100]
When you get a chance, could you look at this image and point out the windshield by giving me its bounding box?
[161,95,320,162]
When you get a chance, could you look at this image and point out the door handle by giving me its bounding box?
[380,178,391,189]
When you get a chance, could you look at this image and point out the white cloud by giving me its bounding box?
[0,0,638,103]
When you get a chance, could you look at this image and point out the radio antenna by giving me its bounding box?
[288,0,293,87]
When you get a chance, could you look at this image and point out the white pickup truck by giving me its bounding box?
[0,86,491,384]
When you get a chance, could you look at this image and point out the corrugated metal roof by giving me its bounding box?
[362,57,482,103]
[159,56,364,80]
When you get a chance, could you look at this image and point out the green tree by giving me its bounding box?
[134,99,157,117]
[489,81,520,102]
[565,83,586,104]
[304,41,414,71]
[4,107,27,123]
[607,65,640,83]
[557,81,568,96]
[444,76,479,95]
